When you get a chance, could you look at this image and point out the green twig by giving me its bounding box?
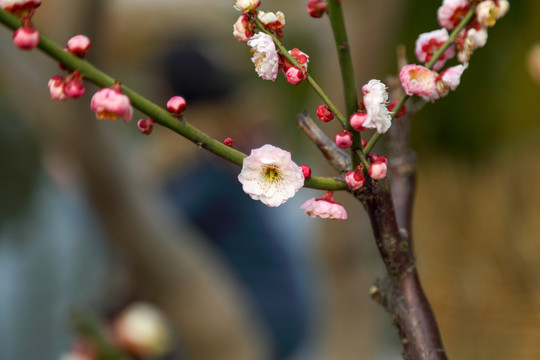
[0,8,344,190]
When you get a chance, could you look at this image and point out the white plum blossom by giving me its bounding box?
[234,0,260,13]
[247,33,280,81]
[361,79,392,134]
[257,10,286,27]
[476,0,509,27]
[238,144,304,207]
[437,0,470,30]
[415,28,455,71]
[432,64,467,100]
[457,27,488,63]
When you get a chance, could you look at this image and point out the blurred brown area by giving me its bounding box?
[1,0,540,360]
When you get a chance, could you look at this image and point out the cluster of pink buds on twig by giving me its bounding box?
[47,35,91,100]
[2,0,41,50]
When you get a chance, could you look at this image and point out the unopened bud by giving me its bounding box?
[137,118,155,135]
[368,161,387,180]
[334,131,353,149]
[67,34,91,57]
[300,165,311,179]
[316,104,334,122]
[13,25,39,50]
[346,170,365,190]
[349,112,367,131]
[166,96,187,117]
[223,137,234,147]
[285,66,305,85]
[306,0,328,18]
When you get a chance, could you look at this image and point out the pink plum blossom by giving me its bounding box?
[437,0,470,30]
[247,33,280,81]
[301,191,347,220]
[399,64,437,98]
[415,29,455,71]
[90,86,133,123]
[362,79,392,134]
[457,27,488,63]
[64,74,86,98]
[257,10,286,37]
[238,144,304,207]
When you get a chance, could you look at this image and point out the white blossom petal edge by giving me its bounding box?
[247,33,280,81]
[238,144,305,207]
[362,79,392,134]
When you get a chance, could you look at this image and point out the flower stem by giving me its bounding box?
[253,18,348,128]
[364,6,476,154]
[0,8,345,191]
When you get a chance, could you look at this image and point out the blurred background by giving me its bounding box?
[0,0,539,359]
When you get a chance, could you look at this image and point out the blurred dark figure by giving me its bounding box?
[159,36,309,359]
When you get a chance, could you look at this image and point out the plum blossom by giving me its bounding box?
[90,86,133,123]
[238,144,304,207]
[415,28,455,71]
[361,79,392,134]
[301,191,347,220]
[434,64,467,99]
[233,14,254,43]
[457,27,488,63]
[247,33,280,81]
[399,64,437,98]
[437,0,470,30]
[67,35,91,57]
[12,25,39,50]
[346,169,365,191]
[369,161,387,181]
[234,0,260,13]
[258,10,286,37]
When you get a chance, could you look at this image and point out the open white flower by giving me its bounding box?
[362,79,392,134]
[238,144,304,207]
[247,33,280,81]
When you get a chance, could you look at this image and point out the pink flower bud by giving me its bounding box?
[306,0,328,18]
[64,73,85,98]
[334,131,353,149]
[300,165,311,179]
[12,25,39,50]
[48,75,68,101]
[368,153,388,165]
[346,170,365,190]
[223,137,234,147]
[137,118,155,135]
[368,161,387,180]
[166,96,187,116]
[285,66,305,85]
[387,100,406,118]
[361,139,367,149]
[316,104,334,122]
[233,14,254,43]
[67,34,91,57]
[91,86,133,123]
[349,112,367,131]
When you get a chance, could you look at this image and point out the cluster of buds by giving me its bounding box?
[282,48,309,85]
[345,154,388,191]
[2,0,42,50]
[47,35,91,101]
[59,302,173,360]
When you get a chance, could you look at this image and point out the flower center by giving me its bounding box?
[262,165,282,183]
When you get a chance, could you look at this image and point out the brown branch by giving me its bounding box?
[354,180,447,359]
[296,110,351,173]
